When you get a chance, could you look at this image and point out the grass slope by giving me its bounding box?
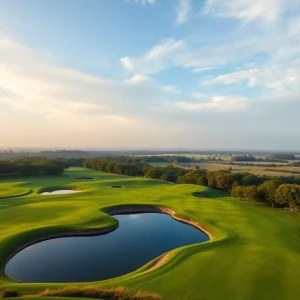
[0,168,300,300]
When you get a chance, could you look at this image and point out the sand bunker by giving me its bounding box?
[40,190,81,195]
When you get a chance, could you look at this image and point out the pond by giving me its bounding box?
[5,213,209,283]
[40,190,80,195]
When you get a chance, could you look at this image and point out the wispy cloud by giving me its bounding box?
[176,0,193,24]
[192,66,218,73]
[127,0,156,5]
[202,61,300,95]
[203,0,300,23]
[175,95,248,112]
[125,74,152,84]
[0,38,160,126]
[120,39,188,74]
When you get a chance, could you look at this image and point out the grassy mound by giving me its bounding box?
[0,183,31,199]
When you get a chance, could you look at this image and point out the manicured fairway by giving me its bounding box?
[1,168,300,300]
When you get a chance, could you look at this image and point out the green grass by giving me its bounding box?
[0,183,31,199]
[1,168,300,300]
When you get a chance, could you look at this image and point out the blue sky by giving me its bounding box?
[0,0,300,149]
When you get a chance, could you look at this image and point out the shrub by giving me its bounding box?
[29,286,162,300]
[1,289,19,298]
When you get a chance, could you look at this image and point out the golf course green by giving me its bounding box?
[1,167,300,300]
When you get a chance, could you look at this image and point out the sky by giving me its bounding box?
[0,0,300,150]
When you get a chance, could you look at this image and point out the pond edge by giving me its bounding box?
[2,204,212,280]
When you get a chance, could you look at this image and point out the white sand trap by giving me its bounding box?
[41,190,80,195]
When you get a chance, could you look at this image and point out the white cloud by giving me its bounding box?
[176,0,193,24]
[146,39,185,60]
[175,95,248,112]
[120,39,188,74]
[201,61,300,94]
[120,57,134,72]
[120,16,300,76]
[125,74,152,84]
[203,0,300,23]
[127,0,156,5]
[0,38,167,131]
[192,66,218,73]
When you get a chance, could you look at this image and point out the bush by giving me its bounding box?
[28,286,162,300]
[1,289,19,298]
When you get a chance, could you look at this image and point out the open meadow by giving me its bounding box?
[180,162,300,176]
[1,168,300,300]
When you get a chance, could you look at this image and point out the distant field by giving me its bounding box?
[180,162,300,176]
[140,153,232,161]
[139,153,300,164]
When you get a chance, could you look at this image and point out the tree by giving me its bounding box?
[197,176,208,186]
[243,186,258,201]
[231,186,244,200]
[255,188,266,202]
[207,171,217,189]
[144,167,163,179]
[215,171,234,191]
[259,180,279,207]
[275,184,300,211]
[241,174,261,186]
[231,181,239,190]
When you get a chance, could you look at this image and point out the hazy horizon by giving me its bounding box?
[1,146,300,153]
[1,0,300,149]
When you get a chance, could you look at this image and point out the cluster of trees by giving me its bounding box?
[0,158,67,176]
[83,157,149,176]
[58,158,85,167]
[232,182,300,211]
[144,167,300,211]
[231,155,256,162]
[269,153,296,160]
[144,165,187,183]
[84,157,300,212]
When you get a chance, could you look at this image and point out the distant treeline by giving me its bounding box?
[231,155,257,162]
[139,155,194,163]
[231,153,297,162]
[83,157,149,176]
[269,153,296,160]
[0,158,74,177]
[84,157,300,211]
[264,169,300,175]
[230,162,287,167]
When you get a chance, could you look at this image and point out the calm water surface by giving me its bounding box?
[5,213,208,282]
